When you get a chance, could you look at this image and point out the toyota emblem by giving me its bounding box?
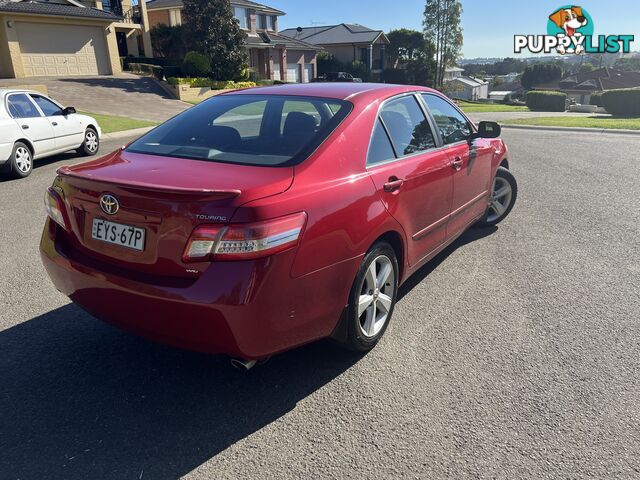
[100,194,119,215]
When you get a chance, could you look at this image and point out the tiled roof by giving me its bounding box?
[146,0,284,15]
[245,32,323,51]
[0,0,121,20]
[280,23,388,46]
[536,68,640,91]
[453,76,487,88]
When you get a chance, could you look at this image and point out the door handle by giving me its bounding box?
[383,177,404,192]
[21,125,29,130]
[452,157,463,171]
[51,122,58,126]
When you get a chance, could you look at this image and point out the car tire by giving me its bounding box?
[9,142,33,179]
[77,127,99,156]
[340,242,399,352]
[477,167,517,227]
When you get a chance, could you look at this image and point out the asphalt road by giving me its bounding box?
[1,129,639,479]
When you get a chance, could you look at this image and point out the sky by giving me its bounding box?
[267,0,640,59]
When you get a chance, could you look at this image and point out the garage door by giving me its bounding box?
[16,22,110,76]
[287,63,301,83]
[304,64,314,83]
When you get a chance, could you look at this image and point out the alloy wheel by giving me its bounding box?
[15,146,32,173]
[487,176,513,223]
[86,130,98,153]
[358,255,395,338]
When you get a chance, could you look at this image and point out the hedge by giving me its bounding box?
[121,56,180,69]
[525,91,566,112]
[589,92,603,107]
[163,66,183,78]
[128,63,163,81]
[601,88,640,116]
[167,77,256,89]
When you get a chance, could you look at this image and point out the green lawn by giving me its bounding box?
[79,111,158,134]
[502,116,640,130]
[457,101,530,113]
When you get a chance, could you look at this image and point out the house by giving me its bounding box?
[443,67,464,82]
[443,67,488,101]
[534,67,640,104]
[145,0,322,83]
[280,24,390,78]
[0,0,153,78]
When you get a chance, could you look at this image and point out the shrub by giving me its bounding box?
[122,56,179,69]
[601,88,640,116]
[182,51,211,77]
[589,92,603,107]
[163,65,183,78]
[128,63,164,80]
[167,77,256,89]
[382,68,408,84]
[525,91,566,112]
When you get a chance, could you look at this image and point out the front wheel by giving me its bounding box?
[477,167,517,227]
[339,242,399,352]
[77,127,99,156]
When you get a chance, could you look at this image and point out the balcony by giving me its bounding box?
[104,1,142,25]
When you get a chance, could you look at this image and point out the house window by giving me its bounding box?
[267,15,276,31]
[169,9,181,26]
[258,14,267,30]
[234,7,248,29]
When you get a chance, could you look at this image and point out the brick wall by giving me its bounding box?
[147,9,170,28]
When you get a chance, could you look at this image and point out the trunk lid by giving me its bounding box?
[55,150,294,278]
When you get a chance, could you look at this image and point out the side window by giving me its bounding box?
[7,94,42,119]
[379,96,436,157]
[213,100,267,138]
[421,94,473,145]
[30,94,63,117]
[367,118,396,165]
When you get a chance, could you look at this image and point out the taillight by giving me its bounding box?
[183,212,307,263]
[44,187,69,231]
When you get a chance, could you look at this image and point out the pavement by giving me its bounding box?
[1,130,639,479]
[0,73,189,122]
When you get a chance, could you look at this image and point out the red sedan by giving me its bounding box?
[41,83,517,369]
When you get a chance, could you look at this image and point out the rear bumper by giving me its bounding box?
[40,219,358,359]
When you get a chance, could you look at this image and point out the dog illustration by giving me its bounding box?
[549,6,588,54]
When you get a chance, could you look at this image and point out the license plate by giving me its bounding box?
[92,218,145,251]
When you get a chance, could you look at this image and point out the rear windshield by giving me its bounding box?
[126,94,351,167]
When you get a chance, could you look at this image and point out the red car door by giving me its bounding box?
[420,94,494,237]
[367,94,454,267]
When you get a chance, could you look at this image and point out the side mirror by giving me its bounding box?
[474,121,501,139]
[62,106,76,116]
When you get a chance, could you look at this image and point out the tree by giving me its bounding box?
[387,29,428,67]
[578,63,595,74]
[613,57,640,72]
[182,0,247,80]
[521,64,563,90]
[423,0,463,87]
[385,28,437,86]
[150,25,191,59]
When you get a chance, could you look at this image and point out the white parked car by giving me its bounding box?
[0,89,101,179]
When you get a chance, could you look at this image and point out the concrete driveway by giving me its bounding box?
[0,73,189,122]
[1,129,639,478]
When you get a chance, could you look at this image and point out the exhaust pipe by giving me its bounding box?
[230,358,257,372]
